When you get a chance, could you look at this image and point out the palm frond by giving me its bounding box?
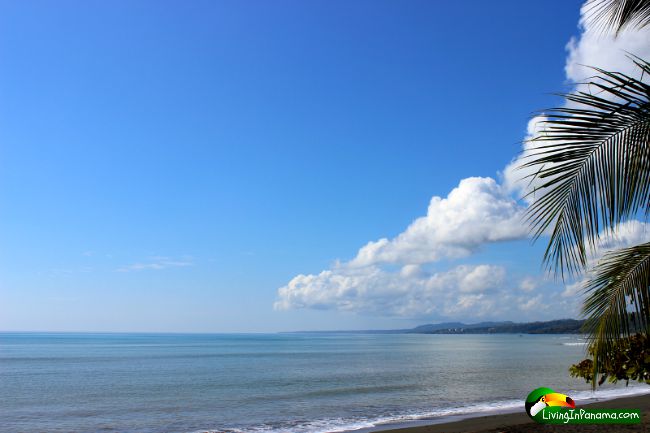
[523,58,650,276]
[585,0,650,35]
[581,241,650,387]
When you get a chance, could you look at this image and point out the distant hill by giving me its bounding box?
[291,319,585,334]
[407,319,585,334]
[405,321,515,333]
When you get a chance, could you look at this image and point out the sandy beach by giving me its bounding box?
[377,393,650,433]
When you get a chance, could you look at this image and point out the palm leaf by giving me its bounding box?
[585,0,650,35]
[581,241,650,387]
[522,58,650,276]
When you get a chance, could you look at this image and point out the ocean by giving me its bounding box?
[2,332,648,433]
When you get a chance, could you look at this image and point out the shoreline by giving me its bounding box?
[360,393,650,433]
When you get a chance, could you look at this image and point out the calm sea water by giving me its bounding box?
[1,332,648,433]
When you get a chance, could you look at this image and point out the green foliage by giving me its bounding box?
[570,334,650,385]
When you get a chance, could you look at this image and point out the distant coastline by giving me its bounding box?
[290,318,586,335]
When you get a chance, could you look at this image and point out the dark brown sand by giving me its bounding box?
[378,394,650,433]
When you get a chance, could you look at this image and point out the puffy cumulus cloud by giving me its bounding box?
[275,263,510,318]
[350,177,527,267]
[276,261,573,319]
[276,176,531,319]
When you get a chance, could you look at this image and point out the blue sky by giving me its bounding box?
[0,0,620,332]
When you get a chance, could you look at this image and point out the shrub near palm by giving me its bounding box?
[570,334,650,385]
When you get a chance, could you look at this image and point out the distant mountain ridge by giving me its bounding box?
[405,319,585,334]
[407,321,515,333]
[292,319,585,334]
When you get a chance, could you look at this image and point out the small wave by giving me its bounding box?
[191,386,650,433]
[571,385,650,403]
[189,400,523,433]
[562,342,587,346]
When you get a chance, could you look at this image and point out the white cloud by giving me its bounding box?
[275,263,509,318]
[350,177,527,267]
[276,177,528,318]
[519,277,539,293]
[276,259,577,320]
[561,281,584,298]
[519,294,544,312]
[595,220,650,254]
[117,256,194,272]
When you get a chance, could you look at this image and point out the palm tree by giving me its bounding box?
[523,0,650,385]
[585,0,650,34]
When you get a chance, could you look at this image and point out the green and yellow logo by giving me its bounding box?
[525,387,641,425]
